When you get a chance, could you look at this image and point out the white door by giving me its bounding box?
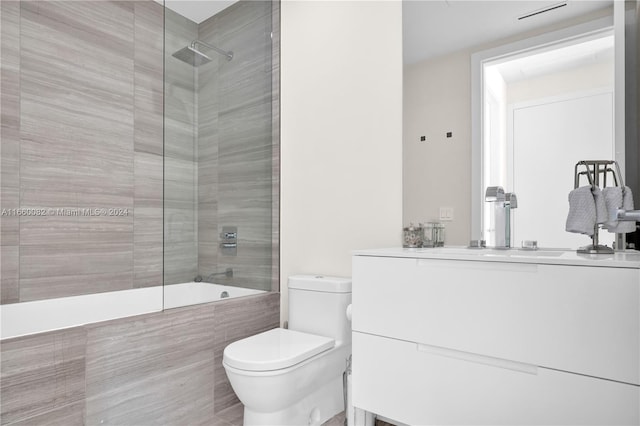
[510,91,615,249]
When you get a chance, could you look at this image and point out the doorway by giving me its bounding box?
[473,19,618,249]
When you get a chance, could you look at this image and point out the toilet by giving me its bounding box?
[223,275,352,426]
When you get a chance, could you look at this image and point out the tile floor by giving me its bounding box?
[323,411,347,425]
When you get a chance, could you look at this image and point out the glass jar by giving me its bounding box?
[433,223,445,247]
[421,222,434,247]
[403,223,423,248]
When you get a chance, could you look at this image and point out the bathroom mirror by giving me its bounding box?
[473,16,617,249]
[402,0,631,248]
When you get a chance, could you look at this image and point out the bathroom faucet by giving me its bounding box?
[615,209,640,222]
[485,186,518,249]
[206,268,233,282]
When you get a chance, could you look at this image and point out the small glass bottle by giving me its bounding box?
[433,223,446,247]
[421,222,434,247]
[403,223,423,248]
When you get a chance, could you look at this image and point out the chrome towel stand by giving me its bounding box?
[573,160,623,254]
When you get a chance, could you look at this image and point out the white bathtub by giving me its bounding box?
[164,282,265,309]
[0,282,265,340]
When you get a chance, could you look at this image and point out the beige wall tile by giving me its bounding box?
[8,401,85,426]
[196,1,277,292]
[0,245,19,304]
[1,0,169,302]
[1,1,21,305]
[0,290,279,426]
[85,306,216,425]
[0,327,86,424]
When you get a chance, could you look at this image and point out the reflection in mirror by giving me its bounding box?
[402,0,619,248]
[481,28,615,249]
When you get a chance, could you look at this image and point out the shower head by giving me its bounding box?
[172,45,213,67]
[172,40,233,67]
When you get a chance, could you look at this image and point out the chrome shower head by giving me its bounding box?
[172,45,212,67]
[172,40,233,67]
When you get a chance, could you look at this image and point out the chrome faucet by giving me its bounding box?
[615,209,640,222]
[193,268,233,283]
[485,186,518,249]
[205,268,233,282]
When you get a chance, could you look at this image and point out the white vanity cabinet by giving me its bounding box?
[351,249,640,426]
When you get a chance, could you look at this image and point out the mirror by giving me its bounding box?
[402,0,628,248]
[477,22,616,249]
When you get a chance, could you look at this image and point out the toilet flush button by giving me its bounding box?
[314,275,324,279]
[346,304,352,321]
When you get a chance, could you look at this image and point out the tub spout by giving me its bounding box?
[206,268,233,282]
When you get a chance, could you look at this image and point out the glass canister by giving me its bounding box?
[433,223,445,247]
[421,222,434,247]
[403,223,423,248]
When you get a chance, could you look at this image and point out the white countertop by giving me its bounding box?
[353,246,640,268]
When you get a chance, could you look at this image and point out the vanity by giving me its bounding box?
[351,247,640,425]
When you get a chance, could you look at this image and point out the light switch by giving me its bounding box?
[439,207,454,221]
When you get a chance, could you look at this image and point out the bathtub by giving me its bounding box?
[164,282,265,309]
[0,282,265,340]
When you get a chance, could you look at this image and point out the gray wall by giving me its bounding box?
[196,1,276,291]
[163,9,199,285]
[0,293,280,425]
[0,0,280,299]
[0,0,165,303]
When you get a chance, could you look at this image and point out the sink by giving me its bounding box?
[422,247,567,258]
[503,249,565,257]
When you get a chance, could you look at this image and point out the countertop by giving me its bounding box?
[353,246,640,269]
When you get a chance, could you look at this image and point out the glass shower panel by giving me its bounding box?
[0,0,165,307]
[163,1,278,309]
[163,8,199,287]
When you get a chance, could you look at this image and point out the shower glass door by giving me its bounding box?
[163,1,279,309]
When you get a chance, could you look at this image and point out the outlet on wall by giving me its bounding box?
[439,207,454,221]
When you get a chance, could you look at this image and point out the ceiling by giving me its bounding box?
[158,0,612,63]
[491,34,614,83]
[159,0,236,23]
[403,0,613,65]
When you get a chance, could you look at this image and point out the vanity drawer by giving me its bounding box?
[352,255,640,384]
[352,331,640,426]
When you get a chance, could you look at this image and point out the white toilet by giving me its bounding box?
[223,275,352,426]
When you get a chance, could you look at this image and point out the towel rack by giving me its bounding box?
[573,160,623,254]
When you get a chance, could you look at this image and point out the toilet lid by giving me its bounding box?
[223,328,335,372]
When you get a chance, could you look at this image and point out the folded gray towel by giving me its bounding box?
[566,186,596,235]
[604,186,636,233]
[593,187,607,224]
[603,186,623,229]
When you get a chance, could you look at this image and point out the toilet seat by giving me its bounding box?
[223,328,335,372]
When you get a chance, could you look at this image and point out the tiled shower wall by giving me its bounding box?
[0,0,280,299]
[0,0,166,302]
[163,9,199,285]
[0,2,282,424]
[0,292,280,425]
[196,1,276,291]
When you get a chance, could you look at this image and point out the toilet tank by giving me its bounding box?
[288,275,352,344]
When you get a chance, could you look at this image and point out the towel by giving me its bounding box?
[566,186,596,235]
[593,187,608,224]
[603,187,623,228]
[603,186,636,234]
